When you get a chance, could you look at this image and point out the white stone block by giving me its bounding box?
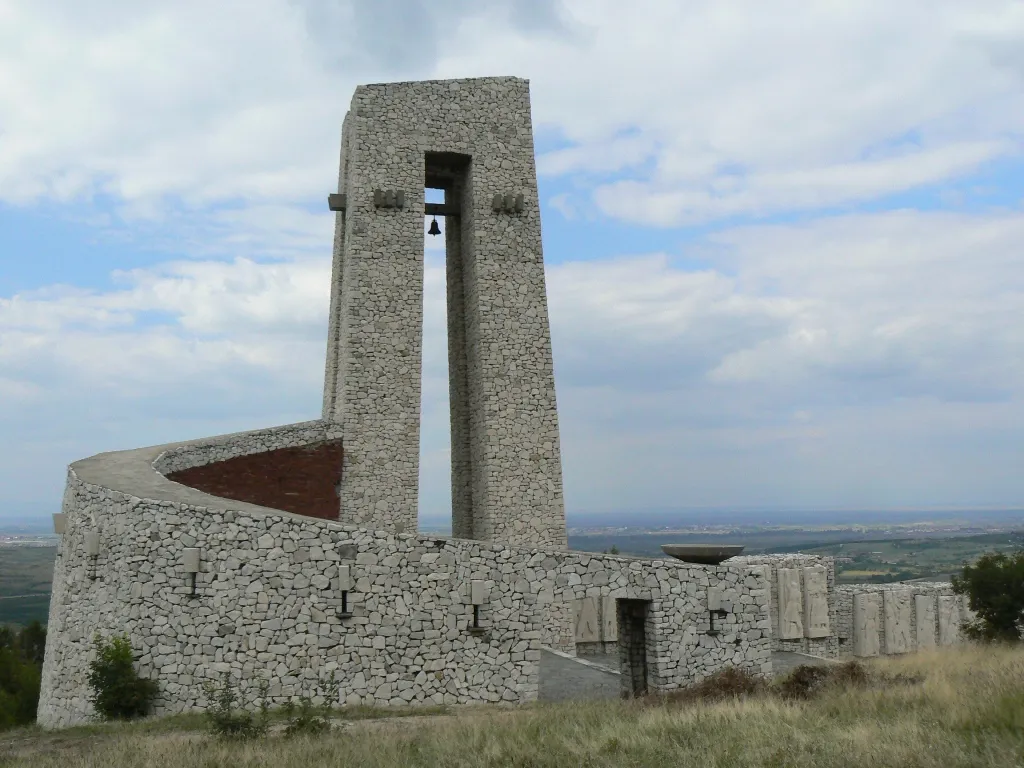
[915,594,936,649]
[573,597,600,643]
[960,598,978,626]
[182,548,200,573]
[883,590,913,654]
[84,531,100,557]
[337,566,352,592]
[938,595,961,645]
[470,580,488,605]
[708,587,722,612]
[853,592,881,657]
[601,595,617,642]
[52,513,66,534]
[777,568,804,639]
[801,566,830,638]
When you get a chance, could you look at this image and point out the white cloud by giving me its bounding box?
[3,208,1023,515]
[592,140,1015,226]
[2,0,1022,244]
[3,1,1024,518]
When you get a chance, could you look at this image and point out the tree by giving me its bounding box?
[17,622,46,666]
[0,622,46,729]
[951,551,1024,642]
[86,634,159,720]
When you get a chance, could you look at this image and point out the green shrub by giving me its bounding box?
[777,661,868,700]
[649,666,767,707]
[202,670,270,740]
[86,633,159,721]
[0,621,46,730]
[282,670,339,738]
[952,550,1024,642]
[17,621,47,666]
[0,647,41,728]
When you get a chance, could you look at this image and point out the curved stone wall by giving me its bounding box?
[38,422,773,728]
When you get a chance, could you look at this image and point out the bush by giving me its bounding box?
[86,633,159,721]
[777,661,868,700]
[0,621,46,730]
[202,670,270,740]
[952,550,1024,642]
[17,621,47,666]
[282,670,339,738]
[650,666,767,707]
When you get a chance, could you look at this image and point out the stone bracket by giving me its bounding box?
[491,193,524,213]
[327,193,347,211]
[373,189,405,209]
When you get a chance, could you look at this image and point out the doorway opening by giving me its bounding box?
[617,599,650,697]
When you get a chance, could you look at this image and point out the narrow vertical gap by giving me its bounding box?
[417,186,452,534]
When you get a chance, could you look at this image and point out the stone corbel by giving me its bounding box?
[491,193,524,214]
[373,189,405,209]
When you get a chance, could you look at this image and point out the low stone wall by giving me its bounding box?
[153,420,344,476]
[38,423,773,728]
[731,554,839,658]
[835,582,975,657]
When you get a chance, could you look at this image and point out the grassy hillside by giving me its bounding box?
[569,530,1024,584]
[3,643,1023,767]
[0,547,56,627]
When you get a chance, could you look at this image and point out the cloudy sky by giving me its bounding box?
[2,1,1023,526]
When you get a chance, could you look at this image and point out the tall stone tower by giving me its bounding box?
[322,77,567,550]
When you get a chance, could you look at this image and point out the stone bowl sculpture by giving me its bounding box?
[661,544,745,565]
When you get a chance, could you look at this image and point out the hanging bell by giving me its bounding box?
[427,217,441,236]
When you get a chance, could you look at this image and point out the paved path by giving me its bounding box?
[538,648,837,702]
[771,651,837,678]
[538,649,620,702]
[0,592,49,600]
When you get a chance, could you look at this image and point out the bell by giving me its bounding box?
[428,217,441,236]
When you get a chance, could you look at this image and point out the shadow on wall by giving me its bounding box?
[165,441,343,520]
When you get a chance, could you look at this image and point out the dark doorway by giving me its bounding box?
[617,599,650,697]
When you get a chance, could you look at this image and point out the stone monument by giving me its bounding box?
[801,566,831,638]
[777,568,804,639]
[915,594,937,649]
[321,77,566,550]
[883,590,913,654]
[853,592,882,657]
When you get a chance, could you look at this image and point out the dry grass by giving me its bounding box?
[4,644,1024,767]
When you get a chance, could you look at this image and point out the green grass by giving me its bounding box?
[4,644,1024,766]
[0,547,55,627]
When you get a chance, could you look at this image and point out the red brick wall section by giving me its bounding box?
[166,441,343,521]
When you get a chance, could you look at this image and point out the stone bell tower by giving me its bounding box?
[322,77,567,550]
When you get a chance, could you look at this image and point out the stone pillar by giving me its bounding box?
[322,111,351,423]
[446,177,473,539]
[323,77,566,548]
